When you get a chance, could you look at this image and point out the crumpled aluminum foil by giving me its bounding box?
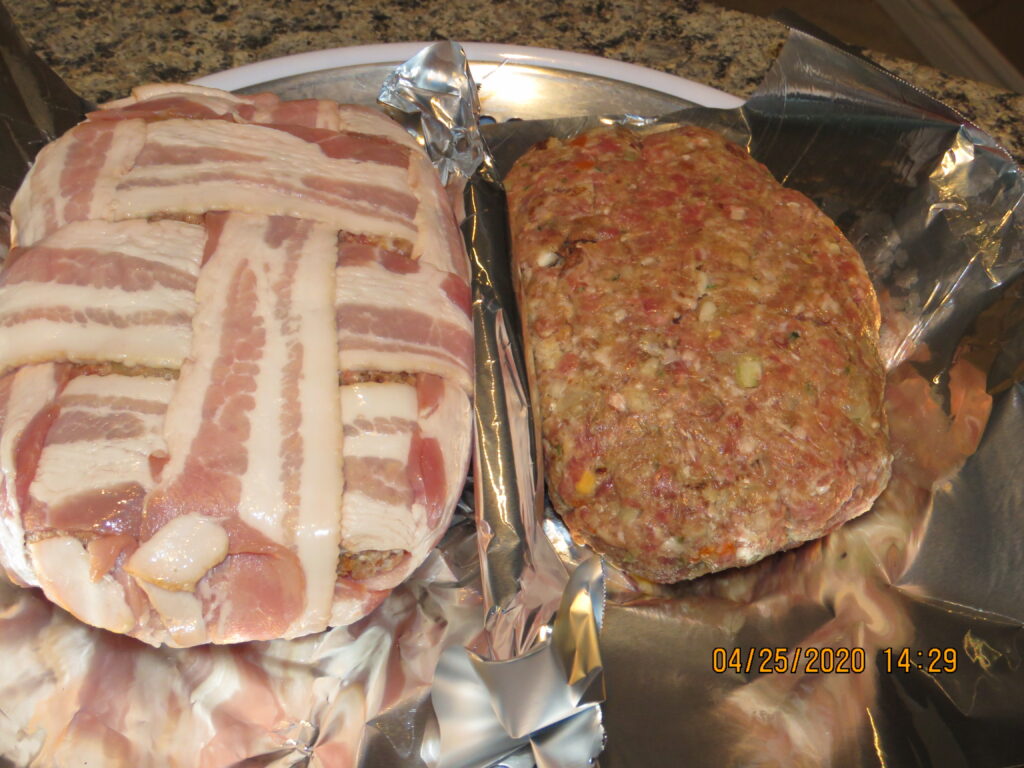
[380,41,606,768]
[378,41,486,187]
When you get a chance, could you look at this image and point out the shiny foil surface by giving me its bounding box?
[381,41,606,767]
[473,30,1024,767]
[1,17,1023,768]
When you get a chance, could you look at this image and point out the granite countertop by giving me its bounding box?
[9,0,1024,163]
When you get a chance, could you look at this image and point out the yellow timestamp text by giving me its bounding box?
[882,647,958,673]
[711,646,867,674]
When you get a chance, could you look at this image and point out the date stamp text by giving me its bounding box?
[711,646,959,674]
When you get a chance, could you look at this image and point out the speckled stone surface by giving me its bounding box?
[8,0,1024,161]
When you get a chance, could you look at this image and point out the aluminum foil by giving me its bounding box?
[380,41,606,767]
[377,41,485,187]
[472,29,1024,767]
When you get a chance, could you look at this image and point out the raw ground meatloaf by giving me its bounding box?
[505,125,892,583]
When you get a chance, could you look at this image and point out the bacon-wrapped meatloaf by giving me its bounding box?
[0,84,472,646]
[506,125,891,583]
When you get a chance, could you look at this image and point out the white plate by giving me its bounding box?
[193,41,743,112]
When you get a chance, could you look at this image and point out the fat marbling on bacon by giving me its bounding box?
[0,84,473,647]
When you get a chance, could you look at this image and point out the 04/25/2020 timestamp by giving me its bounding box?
[711,646,959,674]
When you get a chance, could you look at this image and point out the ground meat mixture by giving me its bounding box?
[505,125,892,583]
[337,548,407,580]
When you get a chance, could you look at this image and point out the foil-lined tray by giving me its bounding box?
[2,14,1024,767]
[429,32,1024,767]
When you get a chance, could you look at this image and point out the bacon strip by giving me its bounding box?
[97,85,319,134]
[340,382,419,556]
[10,119,147,247]
[97,82,278,118]
[333,104,422,150]
[100,84,417,145]
[30,537,138,637]
[139,212,342,645]
[97,84,420,168]
[24,375,172,537]
[338,375,471,592]
[13,113,424,250]
[111,119,419,242]
[0,219,205,375]
[266,124,411,166]
[1,245,197,293]
[9,374,172,640]
[407,153,472,280]
[0,364,65,586]
[99,84,418,147]
[336,241,472,392]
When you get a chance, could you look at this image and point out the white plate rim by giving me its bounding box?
[192,41,744,109]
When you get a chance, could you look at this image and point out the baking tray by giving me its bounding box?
[193,41,743,119]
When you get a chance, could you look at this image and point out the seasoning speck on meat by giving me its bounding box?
[506,125,892,583]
